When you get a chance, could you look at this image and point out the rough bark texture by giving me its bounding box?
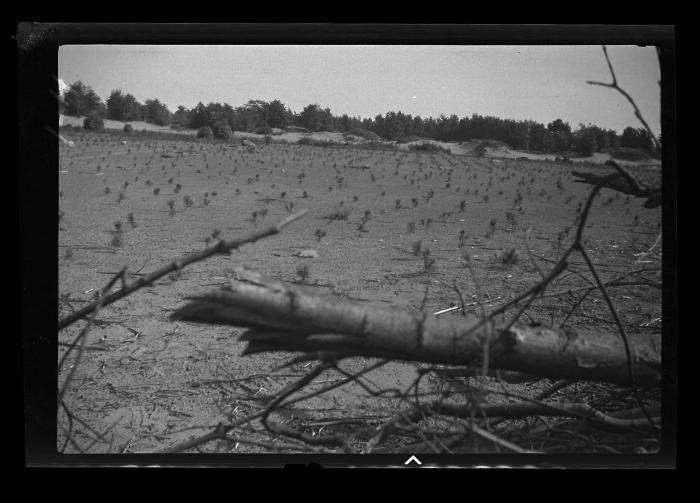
[170,268,660,387]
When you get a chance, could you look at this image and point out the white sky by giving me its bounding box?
[59,45,661,134]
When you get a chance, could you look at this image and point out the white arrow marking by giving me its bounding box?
[405,455,422,465]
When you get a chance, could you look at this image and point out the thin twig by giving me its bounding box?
[586,45,661,151]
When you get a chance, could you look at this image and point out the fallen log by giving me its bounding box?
[571,161,661,208]
[170,268,660,387]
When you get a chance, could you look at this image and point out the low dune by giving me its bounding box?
[59,115,660,167]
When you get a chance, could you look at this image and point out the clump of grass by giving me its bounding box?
[110,221,124,247]
[104,187,111,195]
[296,263,310,283]
[459,200,466,212]
[407,221,416,233]
[494,247,519,267]
[167,200,175,216]
[412,240,422,256]
[325,207,351,221]
[485,218,498,238]
[458,229,467,248]
[395,199,402,210]
[117,192,126,203]
[174,183,182,194]
[315,228,327,242]
[127,213,137,228]
[184,195,194,208]
[423,249,436,272]
[461,249,473,268]
[153,187,160,195]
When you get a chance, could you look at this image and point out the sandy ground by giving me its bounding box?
[56,129,662,455]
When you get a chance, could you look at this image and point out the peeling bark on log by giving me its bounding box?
[170,268,660,387]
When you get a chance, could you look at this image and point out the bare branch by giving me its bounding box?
[587,45,661,151]
[58,210,308,330]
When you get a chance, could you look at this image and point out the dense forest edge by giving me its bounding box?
[59,81,661,161]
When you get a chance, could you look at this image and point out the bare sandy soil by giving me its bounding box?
[57,130,662,455]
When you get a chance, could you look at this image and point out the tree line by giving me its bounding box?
[60,80,659,156]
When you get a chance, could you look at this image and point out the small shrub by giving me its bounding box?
[412,240,422,256]
[83,111,104,132]
[423,249,436,272]
[213,120,234,141]
[123,123,134,134]
[494,247,519,267]
[296,263,310,283]
[197,126,214,140]
[458,230,467,248]
[325,207,351,221]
